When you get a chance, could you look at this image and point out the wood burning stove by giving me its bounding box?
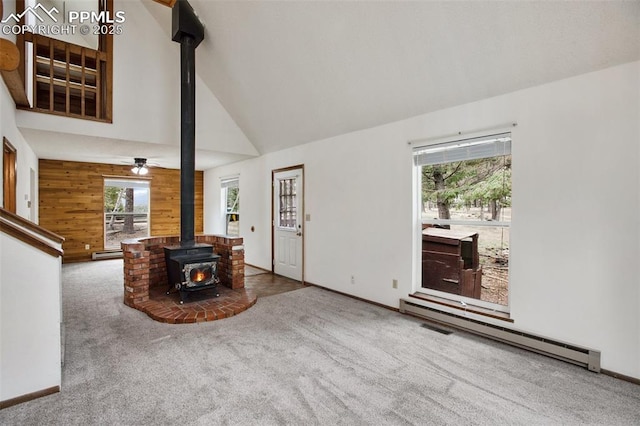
[165,244,220,304]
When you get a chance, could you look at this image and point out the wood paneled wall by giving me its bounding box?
[39,160,203,263]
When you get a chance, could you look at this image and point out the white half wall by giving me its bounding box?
[0,233,62,402]
[204,61,640,379]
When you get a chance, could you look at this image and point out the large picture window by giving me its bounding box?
[414,132,511,310]
[104,179,150,250]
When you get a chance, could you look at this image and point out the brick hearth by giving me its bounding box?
[121,235,256,324]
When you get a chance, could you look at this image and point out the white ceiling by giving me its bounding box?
[18,1,640,169]
[188,0,639,154]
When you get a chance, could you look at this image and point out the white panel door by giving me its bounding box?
[273,168,303,281]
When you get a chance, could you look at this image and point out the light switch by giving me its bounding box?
[305,214,311,221]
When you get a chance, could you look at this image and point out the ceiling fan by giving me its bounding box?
[131,158,149,175]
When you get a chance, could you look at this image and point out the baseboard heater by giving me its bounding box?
[91,250,123,260]
[399,299,601,373]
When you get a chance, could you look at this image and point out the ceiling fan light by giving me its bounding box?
[131,158,149,175]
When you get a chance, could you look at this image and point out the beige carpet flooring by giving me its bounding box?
[1,260,639,425]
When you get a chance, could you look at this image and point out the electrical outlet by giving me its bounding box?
[392,279,398,289]
[85,244,90,250]
[350,275,355,285]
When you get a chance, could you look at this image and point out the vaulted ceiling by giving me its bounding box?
[150,0,640,155]
[16,1,640,169]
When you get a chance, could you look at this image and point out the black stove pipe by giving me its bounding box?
[179,35,196,246]
[172,0,204,247]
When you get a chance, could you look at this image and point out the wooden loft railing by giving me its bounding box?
[24,33,110,121]
[0,208,64,258]
[7,0,114,122]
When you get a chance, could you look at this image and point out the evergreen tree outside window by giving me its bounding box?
[414,132,511,309]
[104,179,150,249]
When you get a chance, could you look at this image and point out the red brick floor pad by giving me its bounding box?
[131,285,257,324]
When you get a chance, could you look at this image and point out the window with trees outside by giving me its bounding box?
[414,132,511,310]
[278,178,297,229]
[104,179,150,250]
[221,177,239,236]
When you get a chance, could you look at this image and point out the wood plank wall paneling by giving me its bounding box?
[39,160,204,263]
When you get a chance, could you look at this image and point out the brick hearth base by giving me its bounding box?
[121,235,256,324]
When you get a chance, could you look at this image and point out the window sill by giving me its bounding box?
[408,292,513,323]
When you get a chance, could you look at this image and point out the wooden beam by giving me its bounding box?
[0,38,20,71]
[0,39,29,107]
[151,0,176,7]
[1,69,29,107]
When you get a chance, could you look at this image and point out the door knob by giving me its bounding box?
[296,232,302,236]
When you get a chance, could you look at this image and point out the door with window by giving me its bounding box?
[273,167,304,281]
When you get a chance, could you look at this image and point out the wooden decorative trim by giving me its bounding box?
[3,138,17,213]
[408,292,513,322]
[0,386,60,410]
[102,174,153,181]
[0,207,65,244]
[601,369,640,386]
[151,0,177,7]
[0,219,63,258]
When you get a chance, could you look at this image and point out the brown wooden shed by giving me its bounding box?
[421,228,482,299]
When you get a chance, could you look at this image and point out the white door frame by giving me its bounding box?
[272,165,305,282]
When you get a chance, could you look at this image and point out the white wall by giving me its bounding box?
[204,61,640,379]
[0,232,62,401]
